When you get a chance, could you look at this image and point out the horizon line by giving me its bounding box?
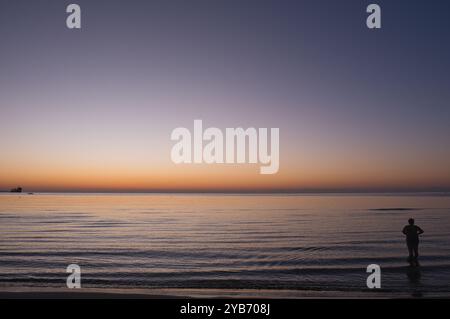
[1,189,450,195]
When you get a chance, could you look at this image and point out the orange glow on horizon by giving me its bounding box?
[1,158,449,192]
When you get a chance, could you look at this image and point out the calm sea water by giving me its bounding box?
[1,193,450,297]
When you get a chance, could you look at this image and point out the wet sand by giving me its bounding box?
[0,288,419,299]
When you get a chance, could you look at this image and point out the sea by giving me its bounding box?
[1,193,449,298]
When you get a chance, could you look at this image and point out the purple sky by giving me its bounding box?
[1,0,450,192]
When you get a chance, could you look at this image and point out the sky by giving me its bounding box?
[0,0,450,192]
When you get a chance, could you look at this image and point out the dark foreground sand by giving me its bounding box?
[0,291,177,299]
[0,288,422,299]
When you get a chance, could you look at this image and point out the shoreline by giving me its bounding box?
[0,287,433,299]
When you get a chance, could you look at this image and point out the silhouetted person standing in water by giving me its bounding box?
[402,218,424,261]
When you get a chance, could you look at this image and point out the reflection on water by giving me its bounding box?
[0,193,450,297]
[406,259,423,297]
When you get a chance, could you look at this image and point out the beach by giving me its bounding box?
[0,288,421,299]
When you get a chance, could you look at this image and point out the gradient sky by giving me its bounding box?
[1,0,450,192]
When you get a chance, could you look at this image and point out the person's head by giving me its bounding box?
[408,218,415,225]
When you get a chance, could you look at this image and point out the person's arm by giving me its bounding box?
[402,226,407,235]
[417,226,424,235]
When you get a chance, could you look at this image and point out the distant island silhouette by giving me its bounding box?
[10,187,22,193]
